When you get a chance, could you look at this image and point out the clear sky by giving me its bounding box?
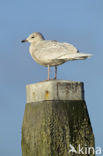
[0,0,103,155]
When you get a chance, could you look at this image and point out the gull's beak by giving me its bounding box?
[21,39,28,43]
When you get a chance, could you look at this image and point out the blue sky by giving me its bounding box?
[0,0,103,155]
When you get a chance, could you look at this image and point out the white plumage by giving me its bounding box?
[21,32,92,80]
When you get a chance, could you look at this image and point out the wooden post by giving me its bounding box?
[22,80,95,156]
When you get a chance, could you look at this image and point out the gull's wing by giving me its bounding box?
[31,41,76,57]
[58,53,92,60]
[31,40,92,66]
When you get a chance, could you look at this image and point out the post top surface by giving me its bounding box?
[26,80,83,86]
[26,80,84,103]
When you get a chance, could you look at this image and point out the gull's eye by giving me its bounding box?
[31,36,35,38]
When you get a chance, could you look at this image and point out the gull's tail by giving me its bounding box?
[59,53,92,61]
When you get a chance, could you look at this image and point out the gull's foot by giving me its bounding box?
[53,77,57,80]
[39,78,57,83]
[46,78,57,81]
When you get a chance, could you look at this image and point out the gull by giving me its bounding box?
[21,32,92,80]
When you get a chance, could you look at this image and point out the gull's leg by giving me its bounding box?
[54,66,57,80]
[48,65,50,80]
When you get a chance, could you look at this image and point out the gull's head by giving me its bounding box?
[21,32,45,43]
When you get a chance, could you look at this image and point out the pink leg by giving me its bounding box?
[48,65,50,80]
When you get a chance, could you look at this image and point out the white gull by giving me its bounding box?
[21,32,92,80]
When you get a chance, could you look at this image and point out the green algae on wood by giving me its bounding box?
[22,100,95,156]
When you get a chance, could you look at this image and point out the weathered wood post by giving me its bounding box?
[21,80,95,156]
